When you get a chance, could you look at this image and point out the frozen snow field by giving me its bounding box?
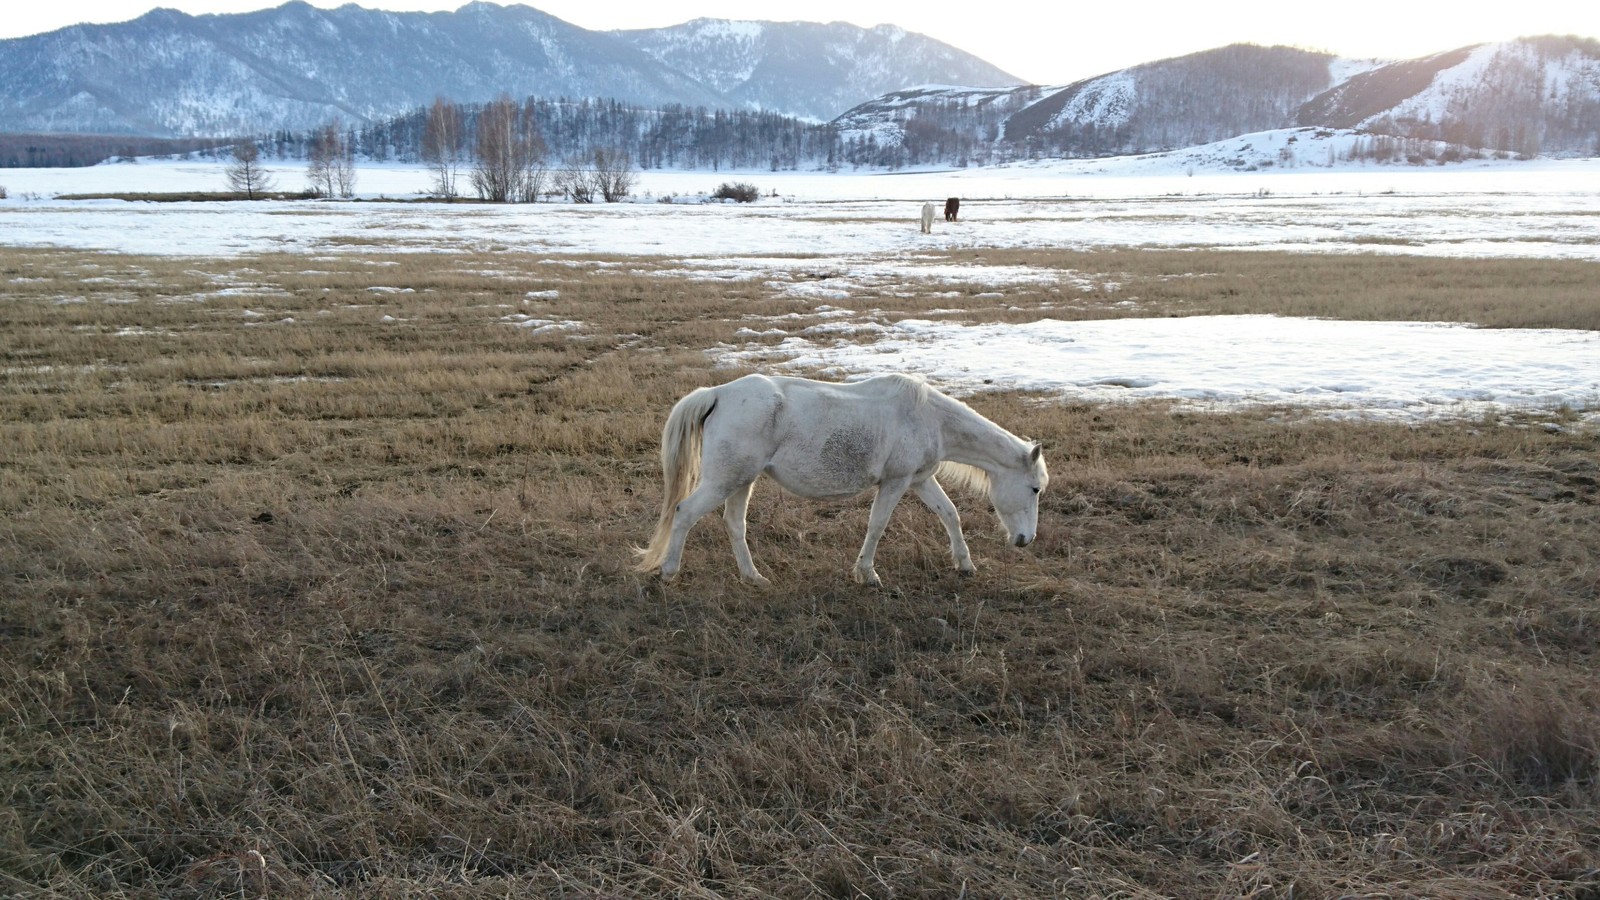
[2,152,1597,425]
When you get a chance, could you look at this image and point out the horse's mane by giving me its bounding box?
[877,372,932,405]
[864,371,934,406]
[936,461,991,496]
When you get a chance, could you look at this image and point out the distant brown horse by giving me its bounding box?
[944,197,960,221]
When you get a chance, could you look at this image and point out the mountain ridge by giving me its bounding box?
[0,1,1020,136]
[834,36,1600,163]
[1,6,1595,165]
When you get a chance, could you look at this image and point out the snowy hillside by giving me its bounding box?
[614,19,1020,122]
[1063,127,1484,174]
[833,45,1370,165]
[836,37,1600,165]
[1300,36,1600,156]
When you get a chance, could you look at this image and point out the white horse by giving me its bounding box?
[919,202,935,234]
[637,373,1048,586]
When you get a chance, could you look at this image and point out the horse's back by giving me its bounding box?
[768,373,927,410]
[710,373,934,442]
[720,374,940,499]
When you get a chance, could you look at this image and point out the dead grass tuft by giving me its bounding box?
[1470,679,1600,792]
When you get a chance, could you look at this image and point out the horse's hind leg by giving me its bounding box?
[659,480,735,580]
[660,438,766,580]
[722,481,768,585]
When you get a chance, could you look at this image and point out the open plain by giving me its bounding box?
[2,161,1599,897]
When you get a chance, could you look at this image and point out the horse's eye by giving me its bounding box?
[1032,487,1041,494]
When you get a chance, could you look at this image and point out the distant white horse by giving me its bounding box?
[637,373,1048,586]
[920,202,936,233]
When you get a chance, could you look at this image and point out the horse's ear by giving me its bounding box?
[1029,442,1043,462]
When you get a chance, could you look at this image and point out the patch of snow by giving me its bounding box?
[1047,72,1137,131]
[723,315,1600,424]
[499,314,583,335]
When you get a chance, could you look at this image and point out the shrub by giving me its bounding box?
[711,181,760,203]
[0,185,7,199]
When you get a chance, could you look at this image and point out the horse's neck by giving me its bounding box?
[934,395,1023,471]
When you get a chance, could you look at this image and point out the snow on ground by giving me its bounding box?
[723,315,1600,425]
[1,149,1597,263]
[2,147,1598,424]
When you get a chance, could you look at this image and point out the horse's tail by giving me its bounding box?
[636,385,718,572]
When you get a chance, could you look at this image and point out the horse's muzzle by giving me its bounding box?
[1013,534,1033,548]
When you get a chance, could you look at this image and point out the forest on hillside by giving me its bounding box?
[0,134,231,168]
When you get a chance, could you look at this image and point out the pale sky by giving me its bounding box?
[3,0,1596,85]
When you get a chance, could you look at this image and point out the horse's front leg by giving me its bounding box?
[914,477,974,576]
[853,477,913,587]
[722,481,768,585]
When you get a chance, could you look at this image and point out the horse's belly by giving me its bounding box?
[765,466,873,500]
[764,428,880,499]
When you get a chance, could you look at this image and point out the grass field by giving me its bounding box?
[2,245,1598,897]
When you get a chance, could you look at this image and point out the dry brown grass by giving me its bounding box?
[2,245,1598,898]
[922,249,1600,330]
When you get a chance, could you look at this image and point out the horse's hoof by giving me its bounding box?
[957,568,975,578]
[741,572,771,586]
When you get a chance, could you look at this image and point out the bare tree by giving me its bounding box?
[332,125,357,198]
[307,120,357,199]
[515,97,549,202]
[306,122,338,197]
[551,158,594,203]
[590,147,635,202]
[225,140,275,199]
[421,97,465,199]
[517,156,549,203]
[470,94,545,203]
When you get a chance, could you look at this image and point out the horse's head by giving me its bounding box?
[990,441,1048,548]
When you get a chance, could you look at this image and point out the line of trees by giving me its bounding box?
[251,96,843,176]
[0,134,232,169]
[418,94,637,202]
[214,94,646,202]
[224,129,356,199]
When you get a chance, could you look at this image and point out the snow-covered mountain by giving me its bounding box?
[1010,45,1363,153]
[1298,35,1600,156]
[836,37,1600,163]
[5,1,1594,165]
[0,2,1018,137]
[0,2,726,136]
[832,45,1366,167]
[613,19,1019,122]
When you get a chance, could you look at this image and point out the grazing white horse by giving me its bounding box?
[919,202,935,233]
[637,373,1048,586]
